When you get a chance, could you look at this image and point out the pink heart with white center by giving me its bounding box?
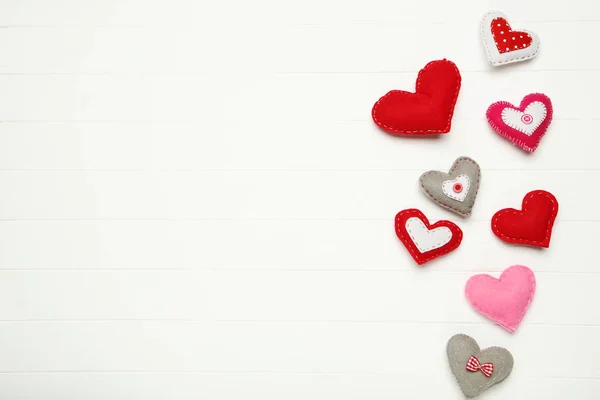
[486,93,553,152]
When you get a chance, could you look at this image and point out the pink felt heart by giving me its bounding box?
[465,265,536,332]
[486,93,553,152]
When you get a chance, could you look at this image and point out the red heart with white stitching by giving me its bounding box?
[491,190,559,248]
[372,59,461,135]
[395,208,463,265]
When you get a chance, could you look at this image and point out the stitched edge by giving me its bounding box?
[491,190,559,247]
[448,335,513,396]
[447,335,513,394]
[500,101,547,136]
[419,157,481,217]
[486,93,553,152]
[480,11,540,66]
[453,345,511,393]
[394,208,463,265]
[465,265,536,332]
[490,17,533,55]
[372,59,461,134]
[405,217,452,252]
[441,174,471,202]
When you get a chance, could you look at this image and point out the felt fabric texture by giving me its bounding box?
[492,190,558,248]
[487,93,553,152]
[372,59,461,135]
[447,334,514,398]
[491,18,532,54]
[419,157,481,217]
[466,265,536,332]
[481,11,540,66]
[405,217,452,253]
[394,208,463,265]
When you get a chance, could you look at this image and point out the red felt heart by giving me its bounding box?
[395,208,463,265]
[490,17,533,54]
[492,190,559,248]
[372,59,461,135]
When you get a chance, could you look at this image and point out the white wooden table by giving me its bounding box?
[0,1,598,398]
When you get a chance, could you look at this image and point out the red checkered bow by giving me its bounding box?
[466,355,494,377]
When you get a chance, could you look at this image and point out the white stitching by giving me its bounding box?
[500,101,547,136]
[448,335,512,394]
[486,94,553,152]
[481,11,540,66]
[405,217,452,253]
[420,157,481,217]
[394,209,463,264]
[441,174,471,202]
[372,60,461,134]
[491,190,558,246]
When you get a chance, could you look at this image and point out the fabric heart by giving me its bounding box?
[394,208,462,265]
[466,265,536,332]
[481,11,540,66]
[447,334,514,398]
[492,190,559,247]
[372,59,461,135]
[419,157,481,217]
[500,101,546,136]
[405,217,452,253]
[487,93,553,152]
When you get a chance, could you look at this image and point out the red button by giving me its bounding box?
[521,114,533,124]
[453,183,463,193]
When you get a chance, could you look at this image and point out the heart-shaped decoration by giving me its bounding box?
[447,334,514,398]
[481,11,540,66]
[487,93,553,152]
[420,157,481,217]
[441,175,470,202]
[372,59,461,135]
[492,190,559,247]
[466,265,536,332]
[394,208,462,265]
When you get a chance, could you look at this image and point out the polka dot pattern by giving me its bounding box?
[490,17,532,54]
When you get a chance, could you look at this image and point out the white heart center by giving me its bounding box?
[441,174,470,202]
[405,217,452,253]
[501,101,547,136]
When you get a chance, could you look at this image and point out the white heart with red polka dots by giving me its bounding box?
[442,174,470,202]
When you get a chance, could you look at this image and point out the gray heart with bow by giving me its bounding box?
[447,334,514,398]
[419,156,481,217]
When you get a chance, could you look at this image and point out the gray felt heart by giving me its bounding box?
[447,334,514,398]
[419,156,481,217]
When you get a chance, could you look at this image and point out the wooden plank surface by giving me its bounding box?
[0,0,598,398]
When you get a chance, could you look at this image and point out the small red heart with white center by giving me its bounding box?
[481,11,540,66]
[395,209,463,265]
[486,93,553,152]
